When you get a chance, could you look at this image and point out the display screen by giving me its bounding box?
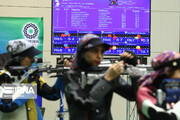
[52,0,150,55]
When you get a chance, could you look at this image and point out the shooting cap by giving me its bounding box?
[152,51,180,70]
[6,39,41,57]
[138,51,180,87]
[71,34,111,70]
[77,34,111,53]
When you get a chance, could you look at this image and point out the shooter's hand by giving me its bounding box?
[104,61,124,82]
[38,76,46,87]
[0,102,19,112]
[64,59,71,67]
[119,50,137,66]
[58,58,71,67]
[28,72,40,83]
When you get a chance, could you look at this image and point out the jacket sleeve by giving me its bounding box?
[136,86,180,120]
[112,76,136,101]
[0,98,28,112]
[63,70,113,108]
[37,77,62,100]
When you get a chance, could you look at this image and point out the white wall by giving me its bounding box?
[0,0,180,120]
[149,0,180,63]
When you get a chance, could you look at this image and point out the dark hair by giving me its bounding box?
[166,69,178,78]
[152,69,179,88]
[152,74,167,88]
[4,56,25,70]
[4,58,21,70]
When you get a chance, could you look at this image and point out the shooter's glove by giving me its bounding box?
[142,99,178,120]
[120,50,137,66]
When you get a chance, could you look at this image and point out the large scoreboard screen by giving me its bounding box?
[52,0,151,56]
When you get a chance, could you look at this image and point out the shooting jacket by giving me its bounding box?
[137,86,158,120]
[0,69,62,120]
[137,85,180,120]
[63,69,136,120]
[0,69,43,120]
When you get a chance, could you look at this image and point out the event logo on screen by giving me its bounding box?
[55,0,60,7]
[109,0,118,6]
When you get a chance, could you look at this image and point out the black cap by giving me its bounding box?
[83,37,111,51]
[13,46,42,57]
[77,34,111,53]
